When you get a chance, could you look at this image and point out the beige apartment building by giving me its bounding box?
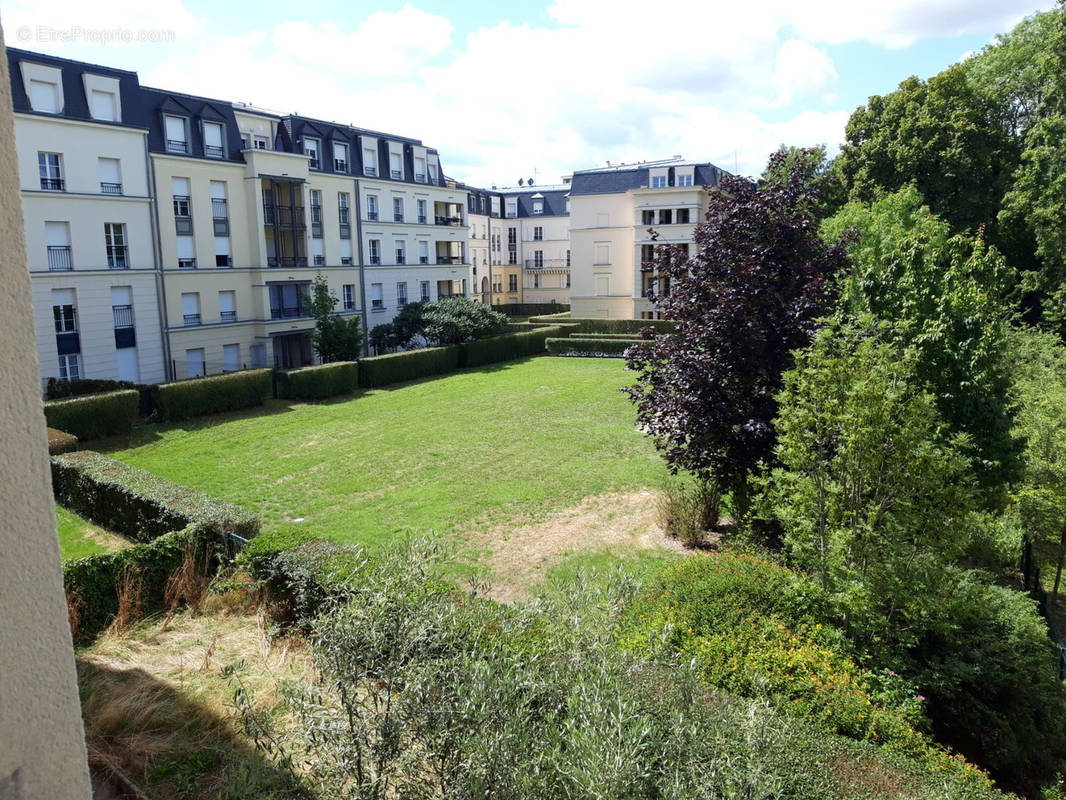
[568,158,728,318]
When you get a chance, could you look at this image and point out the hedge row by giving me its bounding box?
[545,337,637,357]
[45,377,141,400]
[528,315,675,335]
[461,326,564,368]
[52,451,259,543]
[64,523,226,641]
[47,428,78,455]
[154,369,272,421]
[568,332,648,340]
[276,361,359,400]
[43,390,139,441]
[491,303,570,317]
[358,345,464,388]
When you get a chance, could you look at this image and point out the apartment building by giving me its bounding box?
[568,158,727,318]
[10,50,167,386]
[464,183,571,307]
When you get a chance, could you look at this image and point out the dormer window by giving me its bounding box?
[363,147,377,176]
[414,156,426,183]
[254,136,269,150]
[304,137,321,169]
[532,199,544,215]
[677,173,693,187]
[90,89,117,121]
[203,122,225,158]
[505,199,517,218]
[390,151,402,180]
[651,175,667,188]
[29,79,61,113]
[428,162,438,183]
[333,142,349,173]
[165,115,188,153]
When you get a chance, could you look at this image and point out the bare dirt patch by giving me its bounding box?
[470,490,690,602]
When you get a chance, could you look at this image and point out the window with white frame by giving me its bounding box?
[369,239,381,264]
[340,239,353,265]
[181,292,201,326]
[417,198,427,223]
[396,282,408,306]
[203,121,224,158]
[506,198,517,218]
[363,147,377,176]
[52,290,76,333]
[428,162,438,183]
[343,284,355,311]
[304,137,320,169]
[338,192,350,225]
[414,156,426,182]
[420,280,431,301]
[333,141,349,172]
[312,238,325,265]
[90,89,117,121]
[390,151,402,179]
[165,115,188,153]
[533,226,543,241]
[253,135,269,150]
[677,173,693,186]
[29,78,61,113]
[371,282,384,309]
[310,189,323,224]
[395,240,406,264]
[104,223,128,268]
[393,197,404,222]
[98,157,121,194]
[58,354,80,380]
[38,152,63,191]
[219,290,236,322]
[366,195,378,220]
[532,199,544,215]
[418,240,429,264]
[565,197,570,213]
[533,249,543,268]
[651,175,667,188]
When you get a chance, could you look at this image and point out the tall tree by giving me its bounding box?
[307,276,363,363]
[624,149,848,507]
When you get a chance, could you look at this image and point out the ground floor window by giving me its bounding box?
[58,353,80,380]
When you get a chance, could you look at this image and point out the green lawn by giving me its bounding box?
[108,358,667,553]
[56,505,131,561]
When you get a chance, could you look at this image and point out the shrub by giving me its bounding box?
[153,369,271,421]
[47,427,78,455]
[275,361,359,401]
[43,390,139,441]
[529,315,675,334]
[420,297,509,345]
[545,337,636,356]
[358,345,463,388]
[491,303,570,317]
[657,477,720,544]
[460,326,564,367]
[45,377,139,399]
[51,450,259,543]
[63,523,226,641]
[568,332,651,340]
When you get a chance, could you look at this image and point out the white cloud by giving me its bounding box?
[773,39,838,106]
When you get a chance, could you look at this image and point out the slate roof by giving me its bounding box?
[569,158,729,195]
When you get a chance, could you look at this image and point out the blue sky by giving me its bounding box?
[4,0,1055,186]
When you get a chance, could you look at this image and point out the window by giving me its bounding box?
[393,197,404,223]
[565,197,570,214]
[641,210,654,225]
[390,151,402,180]
[223,344,240,372]
[333,141,349,173]
[312,239,325,265]
[269,283,310,319]
[310,190,323,224]
[532,199,544,215]
[508,274,517,292]
[418,241,429,264]
[341,239,353,265]
[304,137,320,169]
[104,223,128,268]
[240,134,250,149]
[534,250,544,268]
[58,354,81,381]
[186,348,205,378]
[594,243,610,265]
[508,251,517,265]
[181,292,201,326]
[417,199,427,224]
[677,173,693,187]
[53,302,76,333]
[45,221,72,271]
[177,234,196,269]
[595,275,610,296]
[253,135,269,150]
[566,249,570,267]
[414,156,426,182]
[363,147,377,176]
[29,79,61,113]
[338,192,351,225]
[420,280,431,301]
[658,209,673,225]
[211,181,229,235]
[343,284,355,311]
[90,89,117,121]
[164,115,188,153]
[250,344,267,367]
[203,121,224,158]
[566,272,570,288]
[533,226,543,241]
[532,272,541,288]
[395,241,406,264]
[677,208,690,224]
[370,283,384,310]
[215,236,232,267]
[98,157,121,194]
[505,199,517,218]
[38,152,63,190]
[369,240,381,264]
[219,290,236,322]
[366,195,378,221]
[172,176,192,234]
[428,162,438,183]
[396,282,408,306]
[111,287,133,331]
[651,175,667,188]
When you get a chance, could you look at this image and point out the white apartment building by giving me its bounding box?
[568,158,728,318]
[11,51,166,386]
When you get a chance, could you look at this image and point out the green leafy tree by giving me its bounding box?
[420,297,507,346]
[822,188,1022,503]
[307,276,363,363]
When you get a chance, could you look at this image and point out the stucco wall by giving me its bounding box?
[0,25,93,800]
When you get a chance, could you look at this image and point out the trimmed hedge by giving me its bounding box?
[52,451,259,543]
[43,390,139,441]
[529,315,675,335]
[545,337,637,357]
[491,303,570,317]
[63,523,226,641]
[568,332,648,340]
[154,369,272,421]
[461,325,565,368]
[276,361,359,401]
[358,345,463,388]
[47,427,78,455]
[45,377,139,400]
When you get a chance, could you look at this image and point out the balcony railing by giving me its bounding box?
[341,257,354,265]
[266,256,308,268]
[178,258,197,269]
[314,255,326,266]
[367,210,378,221]
[364,166,377,177]
[166,139,188,153]
[263,203,306,228]
[100,182,122,195]
[419,256,429,264]
[220,310,237,323]
[270,305,308,320]
[183,313,202,326]
[40,177,65,191]
[390,169,401,179]
[112,305,134,329]
[369,255,381,265]
[334,159,348,172]
[436,255,461,265]
[418,214,427,224]
[394,213,404,223]
[211,198,228,219]
[107,247,129,269]
[434,215,463,226]
[415,172,425,183]
[205,144,224,159]
[525,258,568,270]
[47,246,72,271]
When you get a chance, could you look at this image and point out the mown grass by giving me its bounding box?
[56,505,131,561]
[107,358,666,556]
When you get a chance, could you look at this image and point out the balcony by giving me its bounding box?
[436,255,460,265]
[107,247,129,269]
[270,305,308,320]
[40,177,65,191]
[205,144,224,159]
[100,182,122,195]
[178,258,197,269]
[434,215,463,226]
[525,258,568,270]
[266,256,308,268]
[263,203,306,228]
[220,310,237,323]
[183,313,202,327]
[166,139,188,154]
[47,246,72,271]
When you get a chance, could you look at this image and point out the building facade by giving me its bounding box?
[568,158,727,319]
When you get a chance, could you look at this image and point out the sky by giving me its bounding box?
[2,0,1057,187]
